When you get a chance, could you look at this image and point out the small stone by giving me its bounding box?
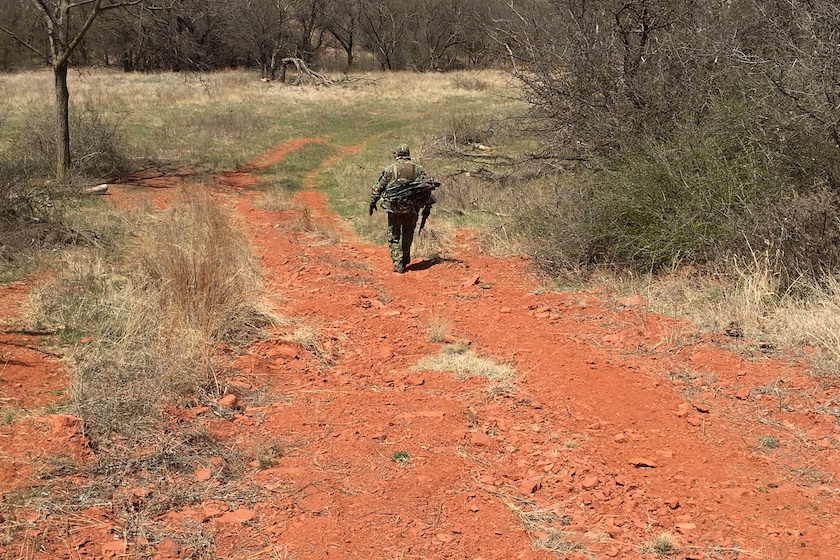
[735,387,751,400]
[675,522,697,532]
[436,533,453,543]
[676,403,690,418]
[629,458,657,468]
[687,417,702,427]
[664,497,680,509]
[470,431,494,447]
[101,541,127,554]
[406,375,425,386]
[582,475,599,490]
[156,538,179,555]
[463,275,480,288]
[217,509,255,524]
[195,468,212,481]
[218,394,238,409]
[614,433,628,443]
[500,307,512,314]
[519,477,542,494]
[691,401,711,413]
[272,346,298,360]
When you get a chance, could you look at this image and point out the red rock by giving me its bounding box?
[675,522,697,532]
[618,295,644,307]
[500,307,512,313]
[80,337,93,345]
[735,387,751,400]
[44,414,82,430]
[271,346,298,360]
[687,417,702,427]
[101,541,127,555]
[195,468,212,481]
[217,509,255,524]
[406,375,425,386]
[218,394,238,409]
[582,475,599,490]
[156,538,179,555]
[676,404,690,418]
[629,458,657,468]
[664,497,680,509]
[463,275,480,288]
[691,401,711,413]
[470,431,494,447]
[519,477,542,494]
[613,433,628,443]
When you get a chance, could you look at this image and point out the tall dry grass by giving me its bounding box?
[31,192,272,439]
[639,253,840,374]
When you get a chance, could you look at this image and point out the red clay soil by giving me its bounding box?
[2,139,840,559]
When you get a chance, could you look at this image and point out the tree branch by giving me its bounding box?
[0,24,50,64]
[57,0,105,67]
[29,0,57,26]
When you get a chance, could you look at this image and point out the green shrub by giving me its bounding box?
[522,86,840,280]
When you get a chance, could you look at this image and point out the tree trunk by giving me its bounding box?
[54,61,71,183]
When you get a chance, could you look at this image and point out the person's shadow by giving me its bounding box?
[406,257,461,272]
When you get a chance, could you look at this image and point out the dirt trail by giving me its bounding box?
[2,139,840,559]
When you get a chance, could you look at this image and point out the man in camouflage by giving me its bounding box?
[369,144,435,274]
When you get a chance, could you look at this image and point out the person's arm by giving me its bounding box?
[369,167,392,214]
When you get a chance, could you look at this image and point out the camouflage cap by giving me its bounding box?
[394,144,411,158]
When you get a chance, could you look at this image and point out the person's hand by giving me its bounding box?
[369,201,377,216]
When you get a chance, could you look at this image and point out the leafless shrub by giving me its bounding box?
[20,101,130,181]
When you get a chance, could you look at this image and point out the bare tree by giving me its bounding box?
[750,0,840,157]
[358,0,417,70]
[492,0,736,156]
[324,0,359,70]
[0,0,150,182]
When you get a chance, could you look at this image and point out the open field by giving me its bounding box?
[1,70,839,559]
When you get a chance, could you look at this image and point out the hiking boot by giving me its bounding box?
[393,264,405,274]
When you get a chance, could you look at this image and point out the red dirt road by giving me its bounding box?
[2,139,840,559]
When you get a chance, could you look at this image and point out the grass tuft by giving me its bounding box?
[648,532,678,556]
[415,343,516,394]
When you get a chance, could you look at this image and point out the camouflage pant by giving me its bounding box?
[387,212,418,272]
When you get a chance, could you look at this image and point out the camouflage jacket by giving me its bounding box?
[371,158,435,215]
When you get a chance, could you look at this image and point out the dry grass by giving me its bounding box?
[0,421,270,556]
[647,532,678,556]
[414,343,516,394]
[500,495,592,558]
[286,206,340,244]
[279,324,338,365]
[30,191,273,439]
[426,314,452,343]
[639,254,840,374]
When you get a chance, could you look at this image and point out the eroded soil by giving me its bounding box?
[2,139,840,559]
